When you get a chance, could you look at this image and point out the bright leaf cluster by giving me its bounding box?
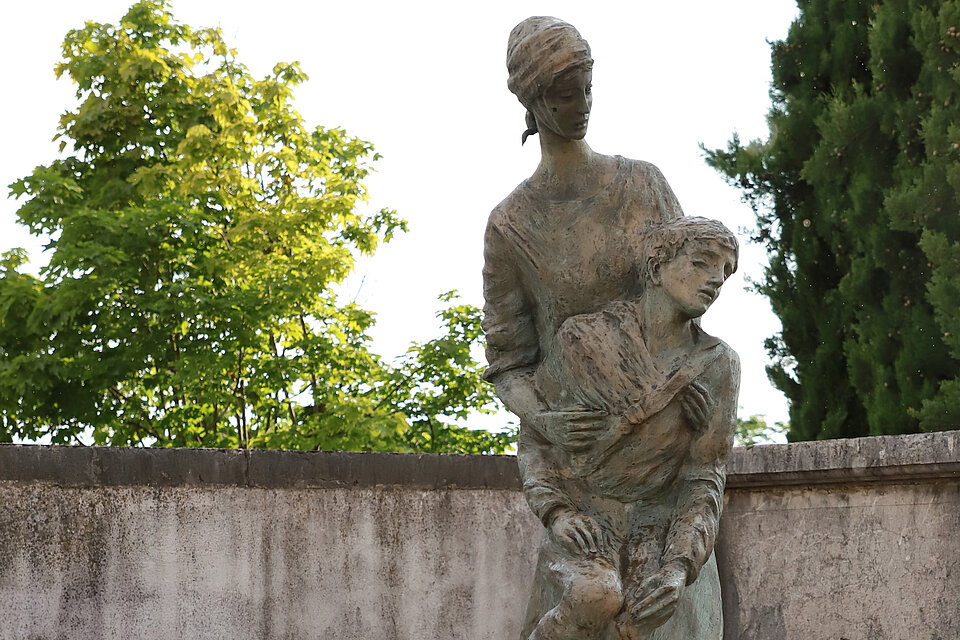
[0,1,513,453]
[734,414,786,447]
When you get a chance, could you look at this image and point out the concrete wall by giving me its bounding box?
[1,431,958,639]
[0,449,539,640]
[718,430,960,640]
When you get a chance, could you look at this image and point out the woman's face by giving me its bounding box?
[533,66,592,140]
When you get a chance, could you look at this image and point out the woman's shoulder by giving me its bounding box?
[487,180,537,227]
[615,155,670,181]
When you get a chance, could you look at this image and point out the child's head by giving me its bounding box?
[640,217,739,317]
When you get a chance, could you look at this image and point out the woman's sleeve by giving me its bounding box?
[518,426,577,526]
[481,218,540,382]
[660,348,740,585]
[482,214,574,525]
[649,163,685,222]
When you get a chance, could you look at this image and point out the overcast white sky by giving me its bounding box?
[1,0,799,434]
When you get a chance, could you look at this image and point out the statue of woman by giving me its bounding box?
[482,17,736,640]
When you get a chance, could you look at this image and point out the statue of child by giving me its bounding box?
[520,217,741,640]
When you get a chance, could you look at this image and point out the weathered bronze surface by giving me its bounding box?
[483,17,741,640]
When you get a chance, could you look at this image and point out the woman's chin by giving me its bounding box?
[552,124,589,141]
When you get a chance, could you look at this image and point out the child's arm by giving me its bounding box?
[661,346,740,582]
[623,346,740,627]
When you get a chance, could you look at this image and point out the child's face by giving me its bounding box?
[656,241,736,319]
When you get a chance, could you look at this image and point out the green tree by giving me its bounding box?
[379,292,517,454]
[706,0,960,440]
[735,414,787,447]
[1,1,512,454]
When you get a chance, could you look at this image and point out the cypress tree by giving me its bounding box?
[706,0,960,439]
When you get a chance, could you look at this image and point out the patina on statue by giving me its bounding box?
[481,17,741,640]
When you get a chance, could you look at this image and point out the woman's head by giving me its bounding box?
[506,17,594,144]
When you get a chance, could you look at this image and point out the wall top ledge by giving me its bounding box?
[0,445,523,490]
[2,430,958,490]
[727,429,960,488]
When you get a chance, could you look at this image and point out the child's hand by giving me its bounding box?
[621,560,688,631]
[680,381,712,434]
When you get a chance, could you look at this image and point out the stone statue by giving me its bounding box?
[481,17,741,640]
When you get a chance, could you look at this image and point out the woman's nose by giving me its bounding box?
[576,91,590,112]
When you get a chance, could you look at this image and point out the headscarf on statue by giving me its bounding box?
[506,17,593,143]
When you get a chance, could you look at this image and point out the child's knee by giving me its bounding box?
[566,568,624,627]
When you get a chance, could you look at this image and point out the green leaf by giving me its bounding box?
[2,1,514,455]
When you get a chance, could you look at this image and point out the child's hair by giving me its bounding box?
[640,217,739,283]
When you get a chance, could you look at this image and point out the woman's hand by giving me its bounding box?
[680,381,712,434]
[621,561,689,630]
[536,409,619,452]
[550,509,605,555]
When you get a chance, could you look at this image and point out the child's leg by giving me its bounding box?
[528,554,624,640]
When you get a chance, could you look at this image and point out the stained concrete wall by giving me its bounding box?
[718,430,960,640]
[1,431,958,639]
[0,449,539,640]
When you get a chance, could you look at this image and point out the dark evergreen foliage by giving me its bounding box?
[705,0,960,439]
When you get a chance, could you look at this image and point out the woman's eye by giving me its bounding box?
[693,260,708,268]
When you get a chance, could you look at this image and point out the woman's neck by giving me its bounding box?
[530,130,609,200]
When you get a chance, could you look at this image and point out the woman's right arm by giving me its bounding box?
[481,220,539,399]
[482,216,576,526]
[487,369,540,422]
